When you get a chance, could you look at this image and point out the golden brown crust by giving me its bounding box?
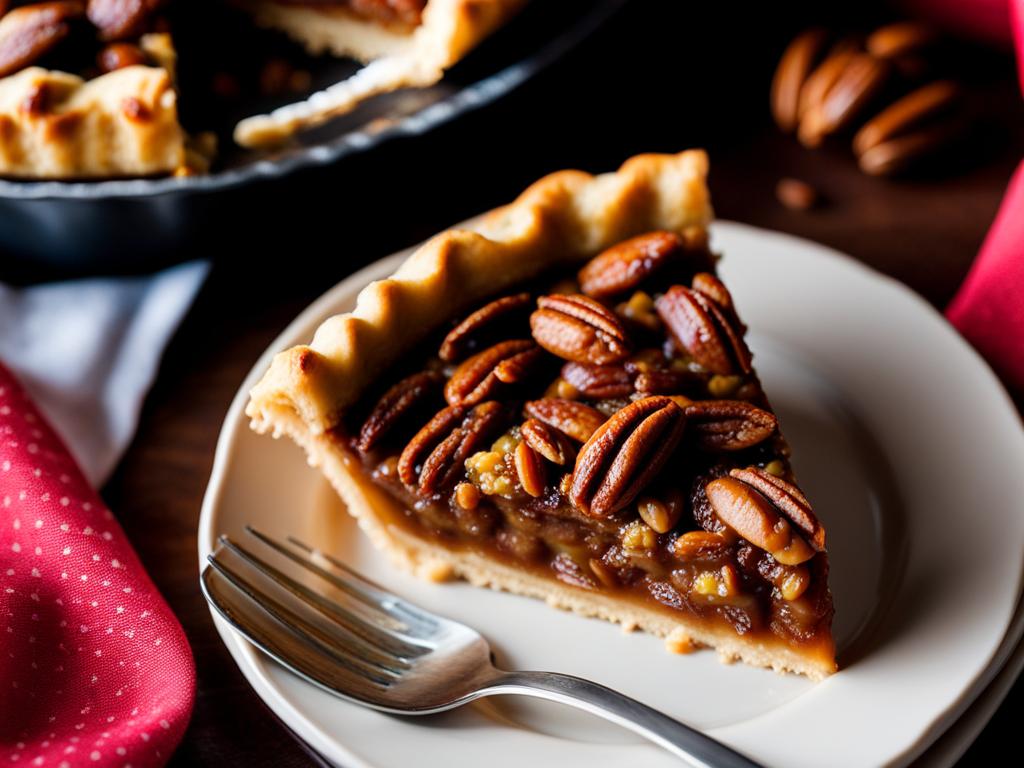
[246,150,713,434]
[0,65,185,179]
[233,0,527,147]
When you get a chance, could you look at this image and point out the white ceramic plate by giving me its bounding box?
[198,222,1024,768]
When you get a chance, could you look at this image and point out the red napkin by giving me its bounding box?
[944,0,1024,393]
[0,363,194,767]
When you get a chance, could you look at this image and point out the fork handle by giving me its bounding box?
[482,671,761,768]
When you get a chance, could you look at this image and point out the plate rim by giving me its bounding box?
[197,220,1024,768]
[0,0,626,202]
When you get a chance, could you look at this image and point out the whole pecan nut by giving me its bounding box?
[0,1,83,78]
[655,286,752,375]
[577,231,684,299]
[357,370,442,453]
[398,402,508,495]
[561,361,634,398]
[439,292,532,363]
[444,339,544,407]
[683,399,778,451]
[530,294,631,366]
[704,466,823,565]
[569,396,686,518]
[523,398,607,443]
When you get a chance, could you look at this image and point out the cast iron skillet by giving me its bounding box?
[0,0,626,274]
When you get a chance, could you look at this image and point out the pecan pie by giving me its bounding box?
[0,1,189,178]
[247,150,838,680]
[232,0,526,147]
[0,0,522,177]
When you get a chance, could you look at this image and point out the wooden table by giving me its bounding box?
[97,2,1023,764]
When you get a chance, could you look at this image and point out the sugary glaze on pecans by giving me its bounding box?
[336,230,833,647]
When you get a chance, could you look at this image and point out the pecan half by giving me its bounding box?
[865,21,937,60]
[531,294,631,365]
[633,369,694,396]
[513,441,546,497]
[577,231,684,299]
[683,400,778,451]
[439,292,531,362]
[399,402,507,495]
[97,41,146,72]
[672,530,734,560]
[569,396,686,518]
[655,286,752,375]
[771,27,828,132]
[704,469,820,565]
[852,80,959,156]
[357,370,442,453]
[87,0,163,41]
[730,467,824,550]
[520,418,573,465]
[690,272,734,312]
[798,53,891,147]
[444,339,544,407]
[523,398,607,443]
[561,361,634,398]
[0,2,83,78]
[797,40,858,119]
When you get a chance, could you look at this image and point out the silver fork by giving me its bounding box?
[201,527,761,768]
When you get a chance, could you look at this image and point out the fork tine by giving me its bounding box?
[207,553,403,685]
[219,536,429,661]
[246,527,438,633]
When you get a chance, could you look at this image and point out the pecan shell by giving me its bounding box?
[523,398,607,444]
[357,370,442,453]
[561,361,635,399]
[569,396,686,518]
[683,400,778,451]
[577,231,684,299]
[655,286,752,375]
[444,339,543,407]
[530,294,631,365]
[439,292,532,363]
[0,2,83,78]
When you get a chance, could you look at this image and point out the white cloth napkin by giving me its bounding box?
[0,261,209,486]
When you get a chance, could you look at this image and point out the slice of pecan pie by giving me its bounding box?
[247,150,838,680]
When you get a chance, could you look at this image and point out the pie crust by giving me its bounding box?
[0,65,185,180]
[247,150,838,681]
[233,0,527,147]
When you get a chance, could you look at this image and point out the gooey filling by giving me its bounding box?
[332,229,834,650]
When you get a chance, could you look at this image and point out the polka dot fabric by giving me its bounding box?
[0,364,195,767]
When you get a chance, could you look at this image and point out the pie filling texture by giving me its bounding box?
[331,229,837,672]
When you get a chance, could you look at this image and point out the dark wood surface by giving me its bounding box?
[92,2,1022,765]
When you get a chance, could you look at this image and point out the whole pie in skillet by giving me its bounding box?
[246,150,838,680]
[0,0,524,178]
